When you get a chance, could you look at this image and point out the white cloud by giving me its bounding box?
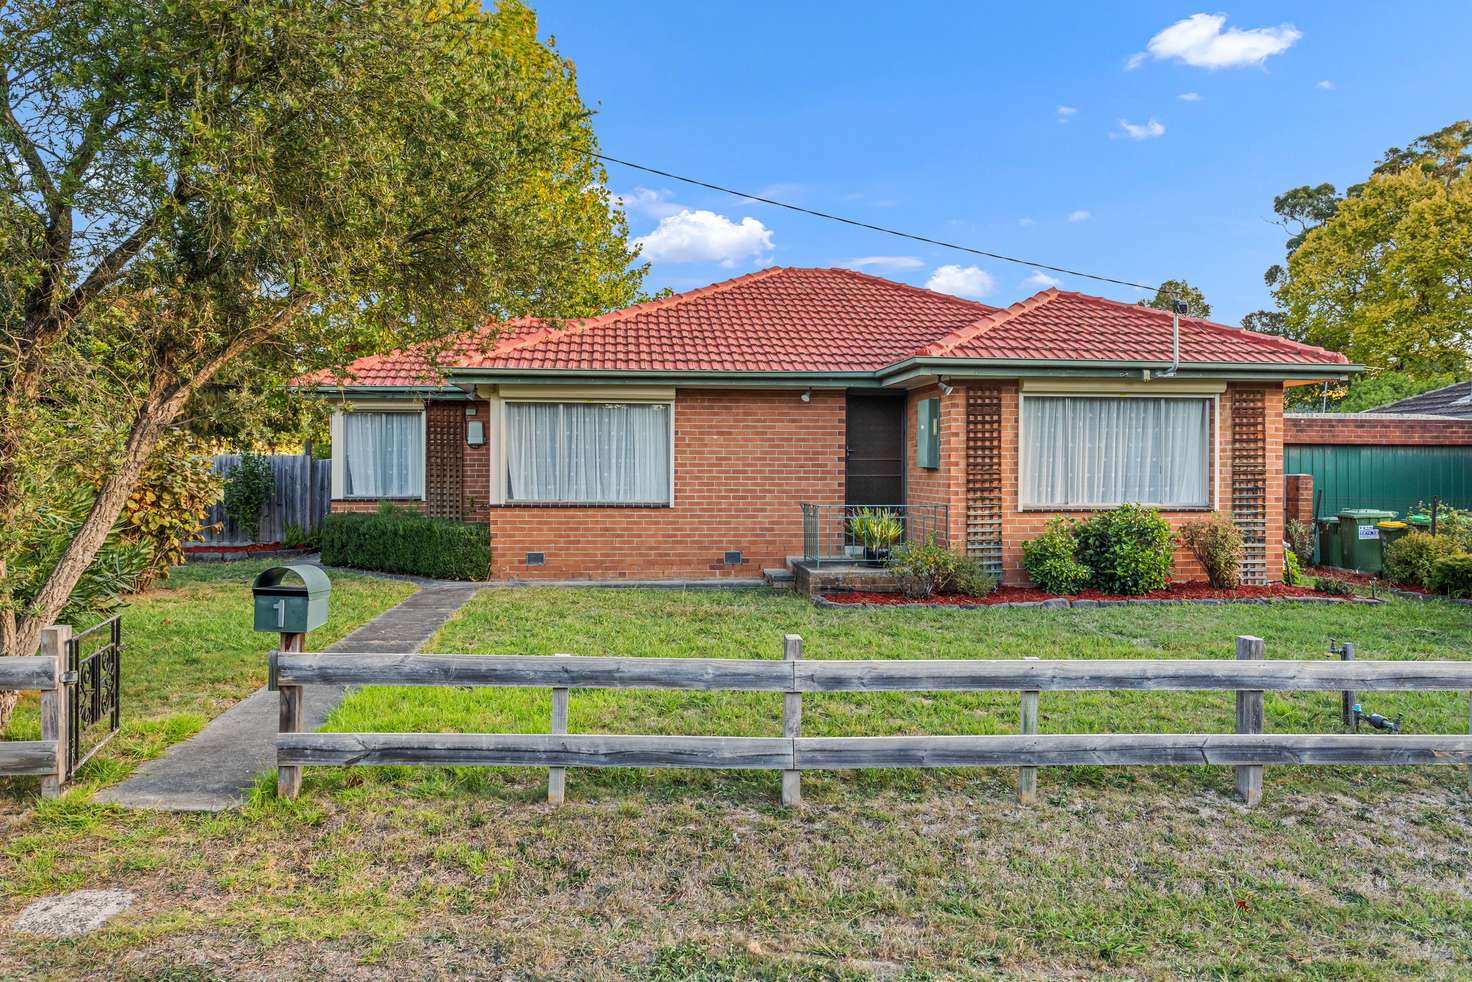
[842,255,925,272]
[1018,216,1035,227]
[1125,52,1147,71]
[1068,210,1091,222]
[1142,13,1301,69]
[1024,271,1061,289]
[1057,105,1078,123]
[1316,79,1336,90]
[632,209,773,266]
[1178,91,1202,101]
[612,187,681,220]
[925,265,995,299]
[1116,117,1167,140]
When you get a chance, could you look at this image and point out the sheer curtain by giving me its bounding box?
[506,402,671,504]
[1022,396,1209,508]
[344,412,423,497]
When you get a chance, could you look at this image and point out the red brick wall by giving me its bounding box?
[1285,473,1314,528]
[1285,413,1472,446]
[487,388,845,579]
[330,498,423,514]
[904,385,969,547]
[992,382,1286,586]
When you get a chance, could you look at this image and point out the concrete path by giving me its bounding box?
[96,583,478,812]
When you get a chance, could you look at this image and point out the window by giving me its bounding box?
[505,402,671,504]
[343,412,423,498]
[1021,396,1210,508]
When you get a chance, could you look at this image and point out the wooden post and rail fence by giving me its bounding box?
[268,634,1472,805]
[0,626,72,798]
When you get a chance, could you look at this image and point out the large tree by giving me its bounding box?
[0,0,642,726]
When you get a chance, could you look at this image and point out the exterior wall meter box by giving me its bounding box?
[252,564,331,633]
[916,397,940,469]
[466,420,485,446]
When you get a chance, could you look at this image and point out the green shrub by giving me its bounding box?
[1283,550,1304,586]
[886,541,996,598]
[1414,502,1472,552]
[1429,554,1472,599]
[1314,574,1355,597]
[1285,518,1314,566]
[1074,504,1175,595]
[282,524,321,551]
[1382,531,1460,588]
[320,504,489,580]
[223,451,274,540]
[1021,519,1090,595]
[1179,515,1243,589]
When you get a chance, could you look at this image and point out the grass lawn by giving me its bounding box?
[3,587,1472,979]
[1,559,416,797]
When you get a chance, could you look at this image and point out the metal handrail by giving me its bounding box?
[800,503,948,567]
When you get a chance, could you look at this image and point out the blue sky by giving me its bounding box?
[531,2,1471,324]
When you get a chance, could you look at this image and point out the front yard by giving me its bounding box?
[4,578,1472,978]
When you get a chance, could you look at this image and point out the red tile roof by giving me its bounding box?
[299,267,1347,389]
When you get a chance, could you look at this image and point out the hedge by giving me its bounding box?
[320,505,489,581]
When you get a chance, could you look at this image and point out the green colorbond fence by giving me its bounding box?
[1285,444,1472,519]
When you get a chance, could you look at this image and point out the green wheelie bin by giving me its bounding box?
[1338,508,1398,574]
[1317,516,1341,568]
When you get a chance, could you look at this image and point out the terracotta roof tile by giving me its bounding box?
[299,267,1347,388]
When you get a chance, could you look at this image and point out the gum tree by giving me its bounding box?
[0,0,642,727]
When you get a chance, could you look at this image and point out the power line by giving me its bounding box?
[581,148,1162,293]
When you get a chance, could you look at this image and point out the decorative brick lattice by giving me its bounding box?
[965,385,1004,575]
[425,402,465,521]
[1231,389,1268,585]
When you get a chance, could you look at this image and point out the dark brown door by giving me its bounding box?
[845,394,905,507]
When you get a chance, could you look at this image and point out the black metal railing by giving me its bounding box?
[800,503,949,567]
[66,615,121,777]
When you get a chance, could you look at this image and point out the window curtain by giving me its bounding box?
[344,412,423,497]
[1022,397,1209,508]
[506,402,671,504]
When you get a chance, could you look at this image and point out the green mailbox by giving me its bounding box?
[252,564,331,634]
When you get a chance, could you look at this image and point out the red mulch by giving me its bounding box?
[1308,566,1428,594]
[823,581,1339,607]
[183,542,300,556]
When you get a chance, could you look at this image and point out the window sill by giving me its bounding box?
[337,496,424,502]
[498,500,672,509]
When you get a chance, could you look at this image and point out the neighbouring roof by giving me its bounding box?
[299,266,1350,390]
[1368,380,1472,418]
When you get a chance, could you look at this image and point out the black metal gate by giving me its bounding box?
[66,615,121,778]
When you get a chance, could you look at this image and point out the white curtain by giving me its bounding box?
[344,412,423,497]
[1022,397,1209,508]
[507,402,671,504]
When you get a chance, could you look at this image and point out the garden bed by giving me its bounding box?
[182,543,315,562]
[819,581,1361,608]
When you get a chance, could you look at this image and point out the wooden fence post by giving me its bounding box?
[782,634,803,807]
[1019,656,1040,804]
[1235,635,1265,806]
[1340,642,1357,731]
[38,625,72,799]
[548,653,570,805]
[277,631,305,800]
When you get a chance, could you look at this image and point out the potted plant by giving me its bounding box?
[849,507,904,565]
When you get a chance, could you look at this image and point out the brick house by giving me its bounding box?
[300,267,1354,584]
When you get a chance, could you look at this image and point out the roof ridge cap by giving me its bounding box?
[825,266,1001,313]
[918,288,1062,356]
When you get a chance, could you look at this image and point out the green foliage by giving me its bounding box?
[1314,575,1355,597]
[1417,502,1472,552]
[282,524,321,551]
[1272,121,1472,375]
[886,541,997,598]
[223,453,274,541]
[321,505,488,581]
[1074,505,1175,595]
[1138,278,1210,318]
[1179,516,1243,589]
[10,486,153,622]
[1383,531,1462,588]
[1339,372,1460,412]
[1020,519,1091,595]
[1283,550,1304,586]
[848,508,904,551]
[1285,519,1315,566]
[1428,554,1472,599]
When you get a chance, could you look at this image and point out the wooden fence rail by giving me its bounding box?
[0,628,68,795]
[270,635,1472,806]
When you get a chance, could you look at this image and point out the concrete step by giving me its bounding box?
[762,568,795,588]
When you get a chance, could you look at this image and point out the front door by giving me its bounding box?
[845,394,905,507]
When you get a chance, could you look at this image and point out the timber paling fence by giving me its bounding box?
[193,453,330,546]
[268,636,1472,806]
